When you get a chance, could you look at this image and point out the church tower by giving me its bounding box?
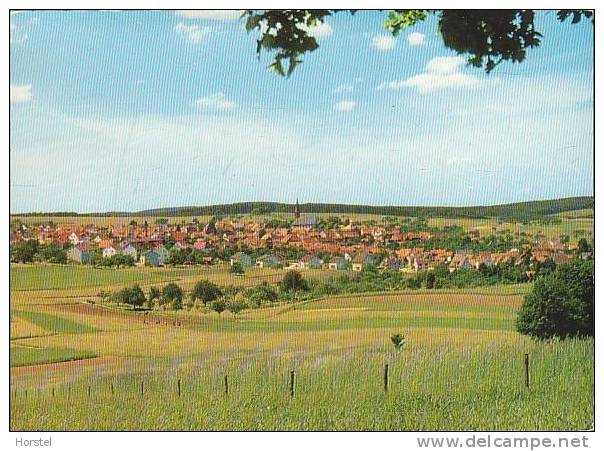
[294,198,301,220]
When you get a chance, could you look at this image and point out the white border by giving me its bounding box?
[2,1,600,449]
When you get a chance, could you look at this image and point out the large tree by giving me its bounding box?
[243,9,593,77]
[516,259,594,339]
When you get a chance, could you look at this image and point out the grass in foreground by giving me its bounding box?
[10,338,593,431]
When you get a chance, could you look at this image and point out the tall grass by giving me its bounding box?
[10,338,593,431]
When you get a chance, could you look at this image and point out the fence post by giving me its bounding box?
[289,370,295,398]
[384,364,389,393]
[177,378,181,397]
[110,381,114,396]
[52,387,55,397]
[88,386,91,398]
[524,354,530,388]
[141,380,144,397]
[224,375,229,397]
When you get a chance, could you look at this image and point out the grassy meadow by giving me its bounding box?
[9,263,594,431]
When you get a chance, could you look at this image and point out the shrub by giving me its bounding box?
[280,270,308,292]
[230,262,245,275]
[426,272,436,289]
[227,299,248,315]
[245,282,278,307]
[10,240,38,263]
[390,333,405,350]
[210,298,227,315]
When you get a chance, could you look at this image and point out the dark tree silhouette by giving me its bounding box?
[242,9,593,77]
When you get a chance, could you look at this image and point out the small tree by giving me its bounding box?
[210,298,227,315]
[230,262,245,275]
[119,285,146,310]
[227,299,248,315]
[161,283,184,310]
[390,333,405,351]
[426,272,436,289]
[280,270,308,292]
[191,280,222,306]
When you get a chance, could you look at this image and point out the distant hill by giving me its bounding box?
[14,196,594,222]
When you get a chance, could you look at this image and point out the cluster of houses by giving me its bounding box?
[10,213,587,271]
[232,246,577,273]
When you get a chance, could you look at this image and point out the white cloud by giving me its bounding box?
[175,10,243,21]
[334,84,353,94]
[379,56,486,94]
[426,56,465,74]
[10,84,32,103]
[407,32,425,46]
[300,20,333,38]
[195,92,236,111]
[174,22,211,44]
[371,34,396,51]
[335,100,355,112]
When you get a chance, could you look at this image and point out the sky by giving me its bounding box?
[10,10,594,213]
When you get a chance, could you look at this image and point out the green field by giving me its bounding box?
[9,263,594,431]
[9,264,192,291]
[12,310,97,335]
[10,347,97,367]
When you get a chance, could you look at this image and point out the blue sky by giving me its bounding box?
[10,10,593,213]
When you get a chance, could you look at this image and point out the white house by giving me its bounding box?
[102,245,117,258]
[119,242,138,259]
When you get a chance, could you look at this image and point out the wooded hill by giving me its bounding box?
[15,196,594,222]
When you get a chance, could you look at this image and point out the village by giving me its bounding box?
[10,201,588,275]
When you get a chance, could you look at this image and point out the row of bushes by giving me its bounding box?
[100,272,306,313]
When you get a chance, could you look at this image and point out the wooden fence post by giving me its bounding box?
[88,386,91,398]
[110,381,114,396]
[224,375,229,397]
[52,387,55,397]
[177,378,181,397]
[289,370,295,398]
[384,364,389,393]
[141,380,144,397]
[524,354,530,388]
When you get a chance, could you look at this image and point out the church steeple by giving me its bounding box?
[294,198,301,220]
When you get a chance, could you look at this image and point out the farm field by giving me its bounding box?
[9,264,593,431]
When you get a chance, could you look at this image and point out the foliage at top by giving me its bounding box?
[243,9,593,77]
